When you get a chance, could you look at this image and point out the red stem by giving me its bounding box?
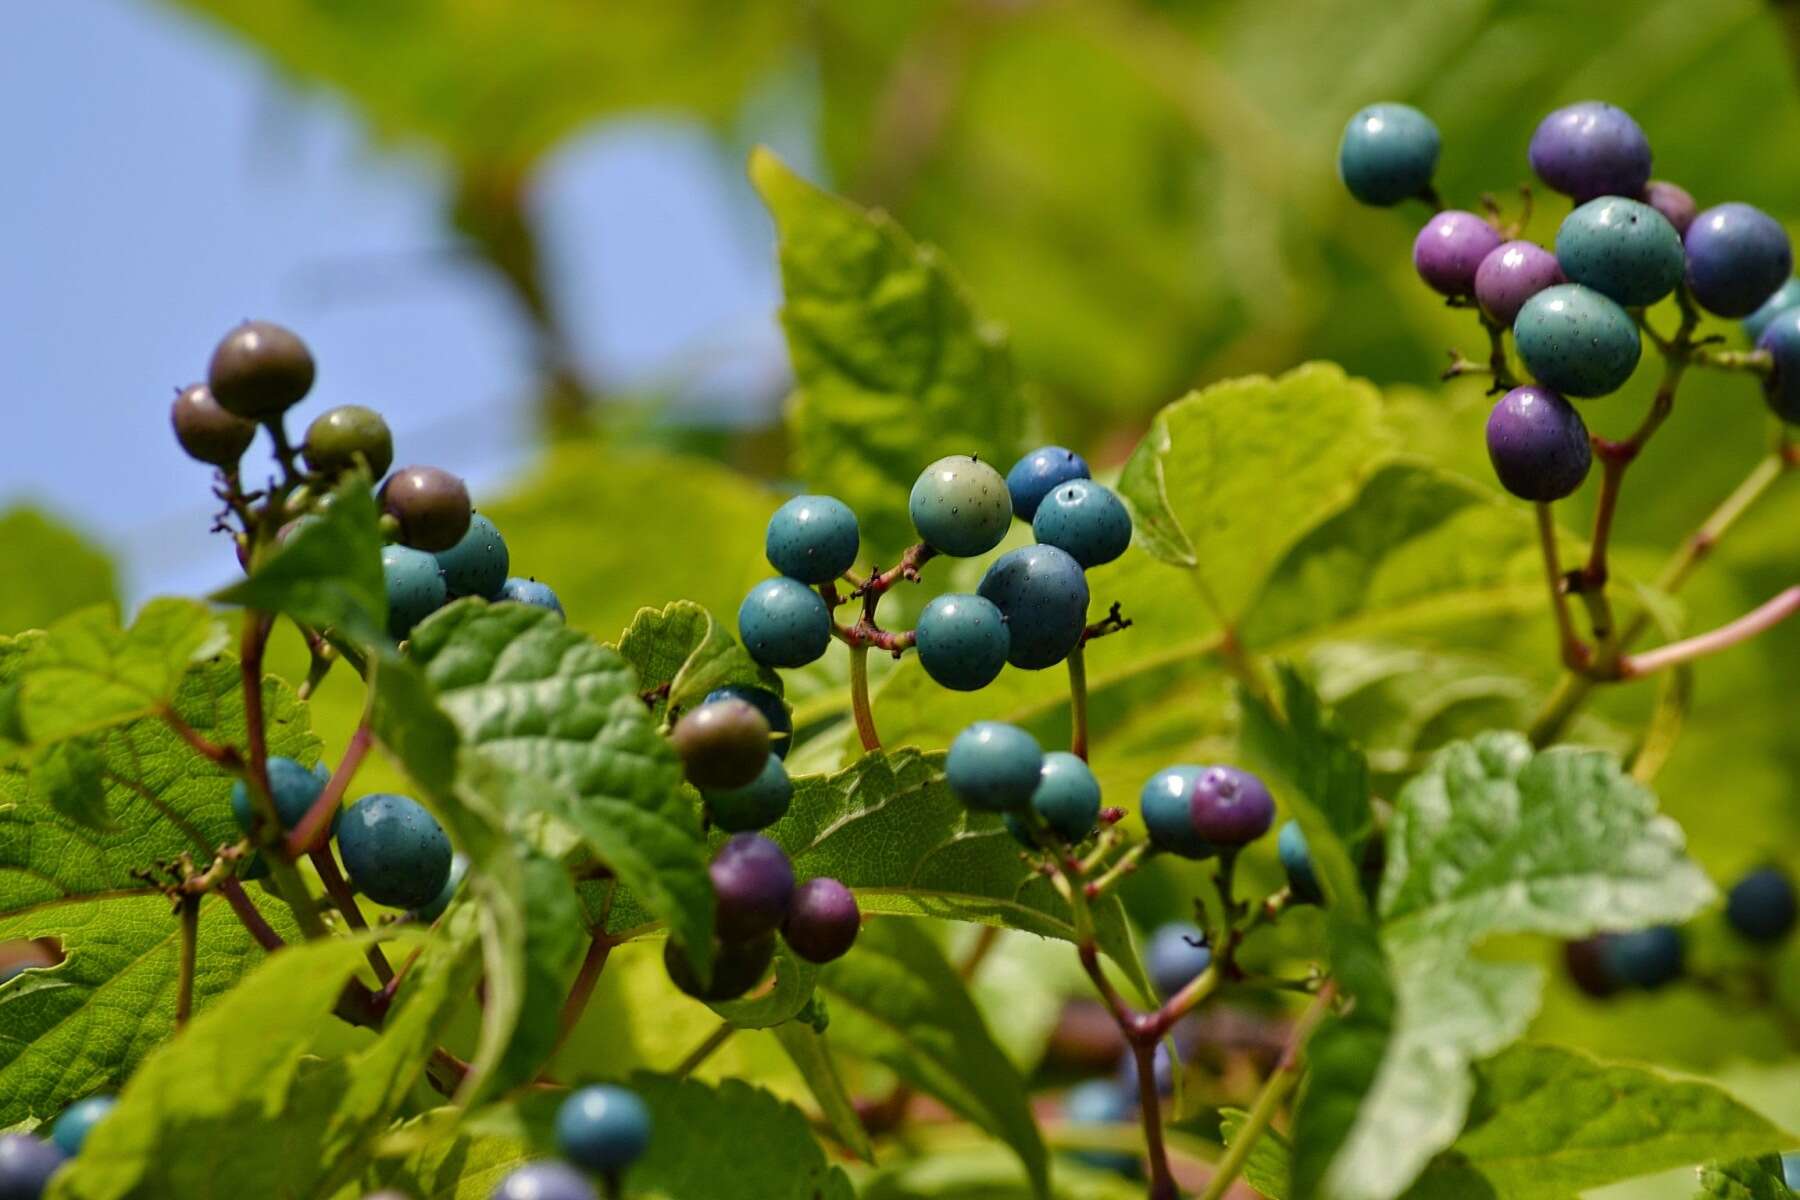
[286,722,371,856]
[1619,586,1800,679]
[554,934,615,1052]
[218,877,284,951]
[310,847,394,983]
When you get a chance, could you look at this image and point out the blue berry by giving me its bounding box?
[916,594,1010,691]
[1755,307,1800,424]
[703,754,792,833]
[1145,922,1211,998]
[497,577,564,618]
[1742,277,1800,343]
[0,1134,65,1199]
[413,853,468,922]
[1528,101,1652,202]
[1485,386,1592,502]
[230,756,329,836]
[1684,202,1794,318]
[738,577,831,668]
[336,794,454,910]
[1063,1079,1138,1176]
[1513,284,1641,398]
[489,1161,597,1200]
[1278,820,1323,904]
[382,544,447,641]
[1724,866,1797,944]
[909,456,1012,557]
[664,933,776,1001]
[1189,766,1273,846]
[782,877,861,964]
[434,512,510,601]
[1554,196,1684,308]
[1414,211,1503,298]
[1006,446,1091,522]
[1139,767,1212,859]
[1337,103,1440,207]
[555,1084,652,1174]
[946,722,1044,812]
[711,834,794,943]
[49,1095,115,1158]
[704,685,791,760]
[1032,479,1131,569]
[1604,925,1683,989]
[1784,1152,1799,1190]
[1030,751,1101,843]
[765,494,859,584]
[977,545,1089,670]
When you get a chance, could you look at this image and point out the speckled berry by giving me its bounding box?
[1528,101,1652,202]
[0,1134,65,1199]
[1188,766,1273,846]
[1146,922,1211,999]
[1684,202,1793,318]
[498,577,564,617]
[703,754,791,833]
[382,543,448,641]
[916,593,1010,691]
[664,933,775,1001]
[1474,241,1564,327]
[207,320,315,420]
[1413,211,1503,298]
[1604,925,1683,989]
[738,577,831,669]
[765,494,859,584]
[488,1161,597,1200]
[1724,865,1797,944]
[170,383,256,466]
[555,1085,651,1175]
[1641,180,1697,235]
[1554,196,1683,307]
[704,685,791,760]
[302,405,393,479]
[380,466,472,553]
[946,722,1044,812]
[1032,479,1131,568]
[710,834,794,943]
[1030,751,1101,843]
[434,512,509,600]
[977,545,1089,670]
[672,698,771,791]
[1005,446,1091,522]
[1742,277,1800,343]
[1513,283,1641,398]
[782,877,861,964]
[909,456,1012,557]
[49,1095,115,1157]
[1278,820,1323,904]
[336,793,454,910]
[1139,766,1212,859]
[413,853,468,922]
[1485,386,1592,502]
[1754,307,1800,423]
[1337,103,1440,207]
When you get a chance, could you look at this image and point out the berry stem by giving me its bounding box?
[1692,347,1773,376]
[1618,586,1800,679]
[1151,962,1220,1037]
[1067,643,1090,762]
[1534,503,1588,670]
[310,847,394,983]
[217,876,285,952]
[175,891,200,1029]
[1083,842,1147,900]
[1129,1036,1179,1200]
[675,1021,737,1078]
[554,931,616,1054]
[847,644,881,753]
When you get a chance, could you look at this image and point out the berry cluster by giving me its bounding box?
[487,1084,652,1200]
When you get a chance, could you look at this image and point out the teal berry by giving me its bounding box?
[702,754,792,832]
[908,455,1012,557]
[1032,478,1131,568]
[230,756,329,836]
[977,544,1089,670]
[915,593,1010,691]
[1338,102,1439,206]
[946,722,1044,812]
[1063,1079,1138,1177]
[1006,446,1091,522]
[498,577,564,618]
[555,1084,652,1175]
[1755,307,1800,423]
[413,853,468,922]
[1743,277,1800,343]
[1003,811,1037,850]
[1139,767,1212,859]
[738,577,831,668]
[1030,751,1102,843]
[336,793,454,910]
[1783,1151,1798,1189]
[705,685,792,761]
[383,544,448,641]
[1513,284,1641,398]
[1278,820,1323,904]
[1554,196,1684,308]
[433,512,509,600]
[50,1095,116,1157]
[765,494,859,584]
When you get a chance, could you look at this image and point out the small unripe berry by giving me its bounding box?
[0,1134,65,1198]
[976,545,1088,670]
[1005,446,1091,522]
[737,577,831,668]
[1554,196,1684,308]
[1563,934,1622,999]
[1278,820,1323,904]
[1188,766,1273,846]
[230,756,330,837]
[1413,211,1502,298]
[336,793,454,910]
[1513,284,1641,398]
[1743,277,1800,344]
[1337,103,1440,207]
[207,320,315,420]
[704,685,791,760]
[946,722,1044,812]
[782,877,861,964]
[1063,1078,1137,1176]
[702,754,792,833]
[488,1161,597,1200]
[1724,865,1797,944]
[302,405,393,479]
[672,698,771,791]
[710,834,795,943]
[1755,307,1800,424]
[1528,101,1651,202]
[1484,386,1592,502]
[1604,925,1683,989]
[1032,479,1132,568]
[909,456,1012,557]
[413,853,468,922]
[380,466,472,553]
[382,544,448,641]
[664,933,775,1001]
[498,577,564,617]
[170,383,256,466]
[916,593,1010,691]
[555,1085,652,1174]
[1029,751,1101,843]
[765,495,859,584]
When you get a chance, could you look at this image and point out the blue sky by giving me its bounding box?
[2,0,792,602]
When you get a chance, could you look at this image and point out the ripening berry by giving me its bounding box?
[1145,923,1211,999]
[738,577,831,669]
[977,545,1089,670]
[1139,767,1212,859]
[433,512,509,601]
[1032,479,1131,569]
[916,593,1010,691]
[498,577,564,617]
[1724,865,1797,944]
[1005,446,1092,522]
[765,494,859,584]
[704,685,791,760]
[1188,766,1274,846]
[1474,241,1564,327]
[170,383,256,466]
[781,877,861,964]
[703,754,792,833]
[302,405,393,479]
[1484,386,1592,502]
[1337,102,1440,207]
[0,1134,65,1199]
[671,698,771,791]
[413,853,468,922]
[1528,101,1652,202]
[1413,211,1503,298]
[1029,751,1102,843]
[664,933,775,1002]
[1513,284,1641,398]
[50,1095,116,1157]
[488,1161,597,1200]
[555,1085,652,1175]
[1683,202,1794,318]
[1604,925,1684,989]
[946,721,1044,812]
[382,544,448,641]
[380,465,473,553]
[1754,307,1800,423]
[336,793,454,910]
[1742,277,1800,344]
[207,320,316,420]
[909,456,1013,557]
[710,834,795,943]
[1278,820,1323,904]
[1641,180,1697,235]
[1554,196,1684,308]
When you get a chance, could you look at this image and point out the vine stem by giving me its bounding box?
[675,1022,736,1077]
[554,933,616,1053]
[311,848,394,983]
[287,717,373,856]
[848,644,880,753]
[1619,587,1800,678]
[218,877,284,951]
[1068,643,1090,761]
[175,893,200,1028]
[1534,502,1586,670]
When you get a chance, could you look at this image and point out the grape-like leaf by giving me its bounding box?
[1694,1156,1793,1200]
[614,600,780,723]
[772,1022,876,1164]
[0,506,117,638]
[26,737,111,830]
[709,937,819,1030]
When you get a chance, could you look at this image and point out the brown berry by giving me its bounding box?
[170,383,256,466]
[379,465,472,552]
[671,699,770,790]
[207,320,315,420]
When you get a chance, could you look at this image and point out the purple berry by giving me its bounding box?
[709,834,794,943]
[0,1134,65,1197]
[1484,386,1593,502]
[1684,202,1794,318]
[1188,766,1273,846]
[781,877,861,964]
[1413,211,1503,297]
[1528,101,1652,202]
[489,1160,597,1200]
[1641,180,1697,235]
[1474,241,1564,326]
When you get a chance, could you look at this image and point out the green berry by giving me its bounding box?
[909,456,1012,557]
[302,405,394,478]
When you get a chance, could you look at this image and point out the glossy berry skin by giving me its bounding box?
[336,793,454,910]
[916,593,1010,691]
[703,754,791,833]
[380,466,472,553]
[671,698,771,791]
[765,495,859,584]
[1146,923,1211,999]
[382,544,448,641]
[1604,925,1684,990]
[1684,202,1794,318]
[434,513,509,601]
[1063,1079,1138,1176]
[50,1095,115,1157]
[1724,866,1797,944]
[1563,934,1622,999]
[1784,1152,1799,1190]
[782,877,861,964]
[1139,767,1212,859]
[1337,103,1439,207]
[1554,197,1684,308]
[738,578,831,669]
[1189,766,1274,846]
[488,1161,597,1200]
[1030,752,1102,843]
[230,756,330,837]
[1032,479,1131,569]
[207,320,315,420]
[1755,308,1800,423]
[664,933,775,1001]
[909,456,1012,557]
[1474,241,1563,327]
[414,853,468,922]
[1513,284,1641,398]
[1278,820,1323,904]
[302,405,393,479]
[498,577,564,617]
[1006,446,1091,522]
[1742,277,1800,343]
[704,685,791,760]
[555,1085,651,1174]
[1528,101,1652,202]
[1485,386,1592,502]
[946,722,1043,812]
[710,834,795,943]
[1413,211,1502,298]
[977,545,1089,670]
[170,383,256,466]
[1641,180,1697,235]
[0,1134,65,1199]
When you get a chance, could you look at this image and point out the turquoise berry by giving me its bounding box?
[1278,820,1323,904]
[765,494,859,584]
[705,685,792,761]
[1513,283,1641,398]
[1783,1151,1798,1189]
[738,577,831,668]
[1003,811,1037,850]
[1031,479,1131,568]
[497,577,564,618]
[703,754,792,833]
[489,1162,597,1200]
[1031,751,1101,843]
[382,544,448,641]
[1006,446,1091,522]
[946,722,1044,812]
[1743,277,1800,343]
[977,544,1089,670]
[50,1095,116,1157]
[1554,196,1683,307]
[414,853,468,922]
[1063,1079,1137,1176]
[555,1084,652,1175]
[336,793,454,910]
[434,512,509,600]
[0,1134,65,1198]
[230,756,329,836]
[916,593,1010,691]
[1338,102,1440,207]
[1146,922,1212,999]
[1755,307,1800,423]
[908,456,1012,557]
[1139,766,1212,859]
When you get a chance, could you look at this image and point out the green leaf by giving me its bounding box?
[1221,1106,1292,1200]
[709,937,818,1030]
[614,600,780,723]
[1402,1045,1794,1199]
[861,1146,1149,1199]
[491,845,586,1088]
[0,507,117,638]
[1695,1156,1794,1200]
[752,147,1027,558]
[27,737,111,830]
[212,476,387,645]
[771,1022,876,1164]
[818,919,1048,1197]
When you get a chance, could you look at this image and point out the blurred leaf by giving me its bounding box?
[1694,1156,1792,1200]
[1221,1105,1291,1200]
[615,599,780,723]
[859,1146,1149,1199]
[772,1022,875,1163]
[0,507,116,638]
[212,476,386,646]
